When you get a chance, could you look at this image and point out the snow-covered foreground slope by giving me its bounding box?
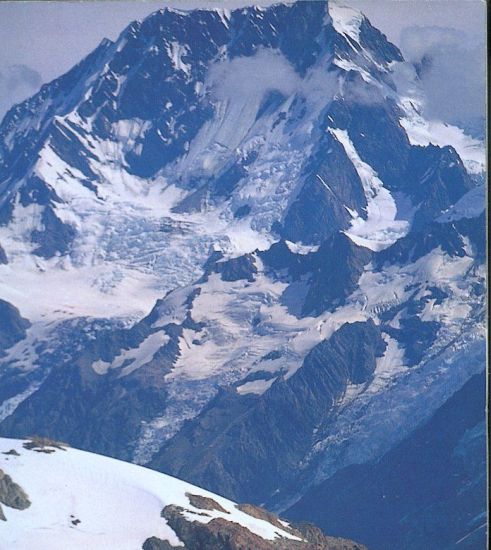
[0,437,364,550]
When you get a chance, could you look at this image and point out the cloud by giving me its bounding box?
[399,26,485,137]
[207,49,302,100]
[339,74,385,107]
[206,48,338,107]
[1,64,42,90]
[0,64,42,121]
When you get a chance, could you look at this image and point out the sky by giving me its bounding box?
[0,0,487,128]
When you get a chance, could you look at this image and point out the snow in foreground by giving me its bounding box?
[0,438,299,550]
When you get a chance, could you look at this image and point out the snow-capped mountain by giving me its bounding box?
[0,1,486,548]
[0,437,364,549]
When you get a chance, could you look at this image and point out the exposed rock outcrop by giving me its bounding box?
[286,372,487,550]
[161,504,367,550]
[0,468,31,520]
[151,320,386,503]
[186,493,229,514]
[23,436,68,452]
[143,537,184,550]
[0,299,31,356]
[0,243,7,264]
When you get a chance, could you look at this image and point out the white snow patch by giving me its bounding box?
[237,377,276,395]
[285,240,319,255]
[0,255,163,323]
[330,128,410,251]
[166,42,191,76]
[333,57,374,82]
[213,7,231,27]
[226,221,273,255]
[437,185,485,222]
[151,287,192,328]
[329,3,364,41]
[399,97,485,175]
[0,438,301,549]
[112,118,152,155]
[337,333,407,407]
[0,380,44,423]
[92,331,169,376]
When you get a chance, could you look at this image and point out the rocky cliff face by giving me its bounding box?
[150,320,386,503]
[286,372,487,550]
[159,503,367,549]
[0,464,31,521]
[0,300,31,357]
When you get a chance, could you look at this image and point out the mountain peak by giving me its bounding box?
[0,5,485,548]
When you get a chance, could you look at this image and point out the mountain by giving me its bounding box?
[0,436,365,550]
[285,371,487,549]
[0,1,486,548]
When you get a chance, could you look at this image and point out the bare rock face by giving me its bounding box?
[0,299,30,357]
[0,243,7,264]
[1,449,19,456]
[0,468,31,521]
[23,436,69,453]
[236,503,297,535]
[159,504,367,550]
[153,320,386,505]
[142,537,185,550]
[294,522,367,550]
[143,487,368,549]
[185,493,229,514]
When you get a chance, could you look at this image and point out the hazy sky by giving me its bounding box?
[0,0,486,120]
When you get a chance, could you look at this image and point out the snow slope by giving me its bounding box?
[0,437,301,550]
[329,128,410,251]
